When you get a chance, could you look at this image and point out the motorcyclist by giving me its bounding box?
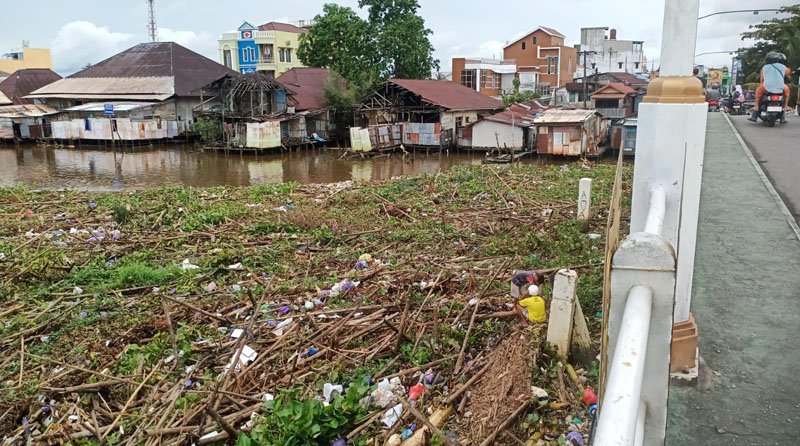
[749,52,791,123]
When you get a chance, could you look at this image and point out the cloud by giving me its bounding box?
[50,21,221,75]
[159,27,218,61]
[51,21,133,75]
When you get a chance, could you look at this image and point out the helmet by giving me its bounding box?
[765,52,787,64]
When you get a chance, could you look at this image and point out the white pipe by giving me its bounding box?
[634,401,646,446]
[594,285,653,446]
[643,185,666,235]
[659,0,700,76]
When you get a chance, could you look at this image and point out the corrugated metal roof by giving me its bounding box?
[0,69,62,105]
[0,104,58,118]
[258,22,307,33]
[33,42,235,98]
[388,79,503,111]
[504,26,566,48]
[0,91,10,105]
[276,67,330,111]
[533,109,599,124]
[62,102,158,112]
[483,110,535,127]
[592,83,637,97]
[27,76,175,99]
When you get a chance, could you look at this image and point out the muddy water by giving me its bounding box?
[0,145,577,191]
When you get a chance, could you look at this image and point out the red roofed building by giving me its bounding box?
[591,83,638,118]
[357,79,503,149]
[277,67,330,111]
[452,26,578,99]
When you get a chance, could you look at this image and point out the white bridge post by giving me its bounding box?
[628,0,705,373]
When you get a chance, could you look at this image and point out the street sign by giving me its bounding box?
[104,103,115,117]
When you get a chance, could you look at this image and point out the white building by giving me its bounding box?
[575,27,646,79]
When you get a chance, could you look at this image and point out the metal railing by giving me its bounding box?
[595,186,676,446]
[596,107,627,119]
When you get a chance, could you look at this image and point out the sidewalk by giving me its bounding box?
[666,113,800,444]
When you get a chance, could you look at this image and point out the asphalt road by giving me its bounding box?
[730,113,800,222]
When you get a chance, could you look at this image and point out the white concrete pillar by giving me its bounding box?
[578,178,592,227]
[602,232,676,445]
[629,0,706,324]
[659,0,701,77]
[546,269,578,359]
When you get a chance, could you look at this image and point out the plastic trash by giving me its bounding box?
[229,285,243,293]
[401,427,414,440]
[230,329,244,339]
[273,318,294,336]
[263,393,274,402]
[581,386,597,406]
[566,431,585,446]
[323,383,343,404]
[0,253,5,261]
[204,282,217,293]
[386,434,402,446]
[331,439,346,446]
[88,201,97,209]
[519,296,546,323]
[531,386,549,402]
[354,260,369,269]
[308,347,319,356]
[409,383,425,401]
[468,298,479,306]
[382,404,403,428]
[181,259,200,270]
[228,262,244,271]
[277,305,291,315]
[226,345,257,372]
[304,301,314,310]
[73,286,84,295]
[358,253,373,262]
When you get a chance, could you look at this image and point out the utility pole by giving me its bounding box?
[147,0,157,43]
[578,50,597,108]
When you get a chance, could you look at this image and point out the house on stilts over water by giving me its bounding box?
[26,42,236,145]
[352,79,503,152]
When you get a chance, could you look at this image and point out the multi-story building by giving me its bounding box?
[0,45,52,73]
[575,27,646,79]
[218,21,309,77]
[452,26,578,98]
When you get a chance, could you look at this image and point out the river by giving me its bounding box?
[0,145,581,191]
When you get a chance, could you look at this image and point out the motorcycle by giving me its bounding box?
[707,99,720,112]
[756,93,785,127]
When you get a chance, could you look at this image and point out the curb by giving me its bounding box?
[722,112,800,241]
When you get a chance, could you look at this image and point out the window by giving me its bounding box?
[635,62,640,69]
[532,36,537,44]
[522,42,526,50]
[460,69,477,90]
[279,48,285,63]
[618,62,623,69]
[259,45,273,63]
[223,50,232,68]
[547,56,559,74]
[591,62,596,69]
[481,70,487,87]
[84,119,91,131]
[242,49,249,62]
[285,48,292,63]
[250,47,256,62]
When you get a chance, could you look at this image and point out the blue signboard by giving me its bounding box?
[104,103,114,116]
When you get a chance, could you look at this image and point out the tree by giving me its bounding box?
[738,5,800,105]
[359,0,440,79]
[299,1,439,87]
[297,4,380,88]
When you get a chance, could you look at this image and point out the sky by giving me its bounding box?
[0,0,792,77]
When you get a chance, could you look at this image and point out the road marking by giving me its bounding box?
[722,113,800,241]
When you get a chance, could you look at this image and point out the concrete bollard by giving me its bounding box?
[546,269,578,359]
[578,178,592,231]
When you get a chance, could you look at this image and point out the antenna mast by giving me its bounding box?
[147,0,157,42]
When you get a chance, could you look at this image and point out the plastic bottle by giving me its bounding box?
[519,296,546,322]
